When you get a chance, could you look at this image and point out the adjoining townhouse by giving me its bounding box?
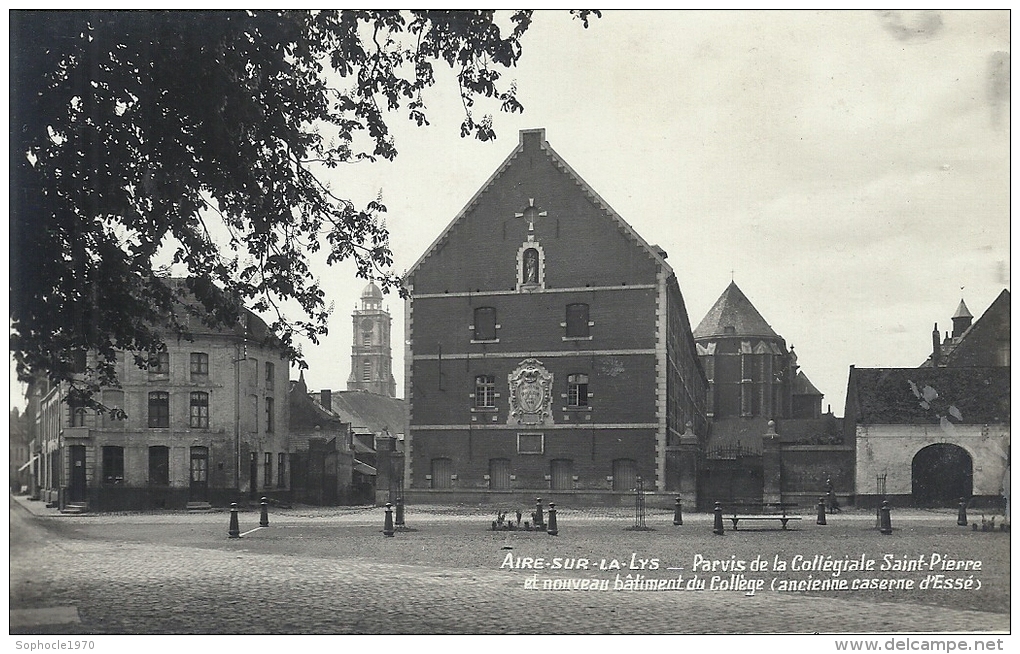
[32,287,291,511]
[403,128,708,505]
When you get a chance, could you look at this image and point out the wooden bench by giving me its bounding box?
[725,502,801,530]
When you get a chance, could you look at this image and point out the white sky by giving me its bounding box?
[10,10,1011,417]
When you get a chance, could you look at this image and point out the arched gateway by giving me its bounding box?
[912,443,973,507]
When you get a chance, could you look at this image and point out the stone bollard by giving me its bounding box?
[395,497,405,528]
[535,498,545,531]
[879,500,893,535]
[713,502,725,536]
[547,502,558,536]
[673,496,683,526]
[260,497,270,528]
[383,502,395,537]
[957,498,968,527]
[228,502,240,539]
[817,497,827,525]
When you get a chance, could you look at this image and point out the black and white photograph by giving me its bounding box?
[8,9,1010,648]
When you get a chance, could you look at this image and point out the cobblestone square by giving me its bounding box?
[9,496,1010,636]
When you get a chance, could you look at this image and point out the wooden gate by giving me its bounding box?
[431,458,452,489]
[550,459,573,490]
[612,458,637,491]
[489,458,511,490]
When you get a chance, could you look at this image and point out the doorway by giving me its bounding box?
[912,443,972,507]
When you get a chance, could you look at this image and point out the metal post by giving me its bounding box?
[879,500,892,535]
[957,497,968,527]
[395,496,405,528]
[228,502,240,539]
[633,476,646,529]
[384,502,394,537]
[547,502,558,536]
[816,497,827,525]
[713,501,725,535]
[260,496,269,528]
[534,498,545,531]
[673,496,683,526]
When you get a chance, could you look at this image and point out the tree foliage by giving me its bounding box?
[10,10,599,406]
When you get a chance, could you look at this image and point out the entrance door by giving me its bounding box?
[912,443,973,507]
[431,458,452,489]
[612,459,637,491]
[550,459,573,490]
[189,446,209,501]
[69,445,87,503]
[489,459,511,490]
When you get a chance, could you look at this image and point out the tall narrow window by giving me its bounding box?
[102,446,125,484]
[190,352,209,380]
[266,397,275,432]
[265,361,275,390]
[567,374,589,407]
[69,402,87,427]
[474,375,496,408]
[264,452,272,487]
[149,446,169,485]
[565,303,590,338]
[148,392,170,428]
[473,307,497,341]
[190,391,209,429]
[102,390,126,427]
[277,453,286,488]
[362,360,372,382]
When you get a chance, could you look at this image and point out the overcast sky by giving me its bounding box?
[10,10,1010,417]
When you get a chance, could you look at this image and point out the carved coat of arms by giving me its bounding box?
[507,358,553,426]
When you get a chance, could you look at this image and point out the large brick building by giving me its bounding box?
[403,128,708,503]
[31,289,291,511]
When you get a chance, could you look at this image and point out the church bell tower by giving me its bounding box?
[347,282,397,397]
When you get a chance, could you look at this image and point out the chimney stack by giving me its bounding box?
[931,324,941,367]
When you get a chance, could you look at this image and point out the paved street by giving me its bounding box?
[9,495,1010,635]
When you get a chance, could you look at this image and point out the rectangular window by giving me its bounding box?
[148,351,170,376]
[148,391,170,428]
[266,397,275,432]
[149,446,169,485]
[102,446,124,484]
[189,391,209,429]
[567,373,589,407]
[265,361,275,390]
[473,307,497,341]
[474,375,496,408]
[277,453,286,488]
[517,433,544,455]
[565,303,590,338]
[190,352,209,379]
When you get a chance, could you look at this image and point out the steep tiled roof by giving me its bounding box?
[693,282,779,340]
[847,367,1009,425]
[792,371,823,397]
[952,299,973,319]
[327,391,407,436]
